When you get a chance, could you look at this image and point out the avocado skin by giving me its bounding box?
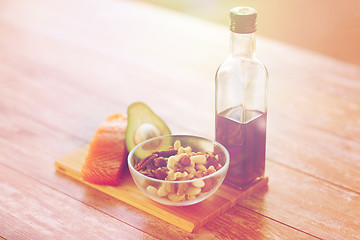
[125,102,171,157]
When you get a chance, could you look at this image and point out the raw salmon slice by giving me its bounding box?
[81,114,128,186]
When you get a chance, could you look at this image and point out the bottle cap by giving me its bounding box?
[230,7,257,34]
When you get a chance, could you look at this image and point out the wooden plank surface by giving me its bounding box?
[0,0,359,239]
[55,145,268,232]
[0,104,317,239]
[0,164,156,240]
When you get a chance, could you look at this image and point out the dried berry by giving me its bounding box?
[154,157,167,167]
[179,155,191,166]
[205,155,218,168]
[154,168,167,180]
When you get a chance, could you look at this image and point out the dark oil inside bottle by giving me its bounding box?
[216,106,266,189]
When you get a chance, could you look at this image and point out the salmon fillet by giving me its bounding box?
[81,114,128,186]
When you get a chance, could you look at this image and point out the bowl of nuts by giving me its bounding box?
[127,135,229,206]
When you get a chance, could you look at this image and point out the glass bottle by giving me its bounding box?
[215,7,268,189]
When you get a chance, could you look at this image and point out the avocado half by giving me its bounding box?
[126,102,171,159]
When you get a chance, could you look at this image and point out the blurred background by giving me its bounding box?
[136,0,360,66]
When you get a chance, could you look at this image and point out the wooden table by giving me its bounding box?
[1,0,359,239]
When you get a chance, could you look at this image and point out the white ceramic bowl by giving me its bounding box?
[128,135,229,206]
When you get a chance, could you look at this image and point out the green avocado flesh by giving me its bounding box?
[126,102,171,159]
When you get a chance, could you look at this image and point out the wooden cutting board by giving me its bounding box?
[55,145,268,232]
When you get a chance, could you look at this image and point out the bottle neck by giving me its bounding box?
[229,32,256,58]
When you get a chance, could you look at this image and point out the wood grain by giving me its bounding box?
[0,164,156,240]
[242,161,360,240]
[0,0,359,239]
[55,145,268,232]
[0,101,315,239]
[1,85,358,239]
[0,0,359,193]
